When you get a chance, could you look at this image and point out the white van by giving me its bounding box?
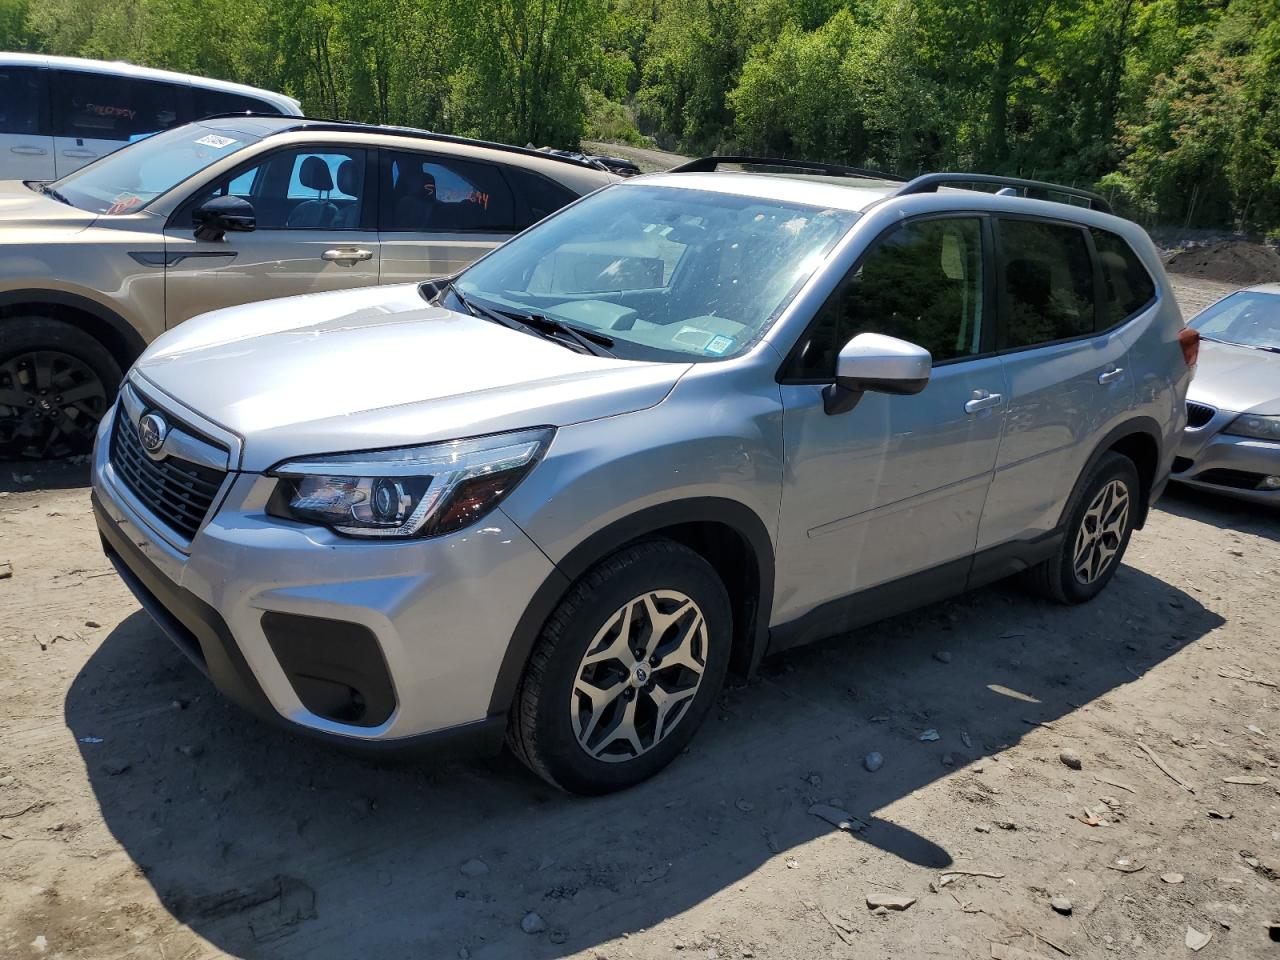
[0,53,302,182]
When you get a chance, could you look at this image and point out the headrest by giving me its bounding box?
[298,156,333,192]
[335,158,360,196]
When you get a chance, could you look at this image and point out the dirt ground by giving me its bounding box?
[2,275,1279,960]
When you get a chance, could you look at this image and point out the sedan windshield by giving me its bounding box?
[453,184,857,362]
[1191,290,1280,352]
[45,123,262,216]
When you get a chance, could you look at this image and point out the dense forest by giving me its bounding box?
[2,0,1279,233]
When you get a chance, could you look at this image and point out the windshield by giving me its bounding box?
[48,123,262,215]
[1191,290,1280,351]
[452,184,857,362]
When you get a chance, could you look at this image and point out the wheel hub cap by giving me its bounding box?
[570,590,708,763]
[1072,479,1130,584]
[0,350,107,459]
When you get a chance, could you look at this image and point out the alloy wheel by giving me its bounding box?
[1072,478,1130,585]
[0,350,107,459]
[570,589,708,763]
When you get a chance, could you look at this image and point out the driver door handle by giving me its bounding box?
[964,391,1003,414]
[1097,366,1125,384]
[322,248,373,264]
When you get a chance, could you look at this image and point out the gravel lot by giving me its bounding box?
[2,276,1278,960]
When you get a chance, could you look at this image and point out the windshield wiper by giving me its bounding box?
[444,284,615,358]
[1199,334,1280,353]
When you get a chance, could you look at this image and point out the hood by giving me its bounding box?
[0,179,98,230]
[135,284,690,471]
[1187,339,1280,415]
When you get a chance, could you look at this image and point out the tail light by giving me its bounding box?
[1178,327,1200,367]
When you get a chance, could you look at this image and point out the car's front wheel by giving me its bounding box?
[508,540,732,794]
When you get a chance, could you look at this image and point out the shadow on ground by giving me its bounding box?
[1156,483,1278,542]
[67,561,1222,959]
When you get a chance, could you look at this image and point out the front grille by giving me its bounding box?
[110,411,226,540]
[1194,468,1265,490]
[1186,401,1216,428]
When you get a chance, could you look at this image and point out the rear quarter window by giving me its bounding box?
[193,88,279,118]
[1091,228,1156,327]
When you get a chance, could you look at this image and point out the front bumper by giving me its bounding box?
[92,399,558,755]
[1172,404,1280,506]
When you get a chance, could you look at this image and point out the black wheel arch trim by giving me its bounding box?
[486,497,776,717]
[0,288,147,365]
[1060,415,1164,530]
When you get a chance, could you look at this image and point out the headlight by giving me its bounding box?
[1224,414,1280,442]
[268,427,552,538]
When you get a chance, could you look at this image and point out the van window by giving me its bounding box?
[1091,228,1156,327]
[380,151,516,232]
[999,219,1095,348]
[787,217,986,378]
[193,88,278,119]
[504,167,579,230]
[0,67,43,135]
[52,71,181,141]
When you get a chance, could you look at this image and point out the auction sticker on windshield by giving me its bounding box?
[194,134,238,149]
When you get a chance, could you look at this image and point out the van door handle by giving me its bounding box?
[1097,367,1125,385]
[322,248,373,264]
[11,146,48,156]
[61,149,97,158]
[964,391,1003,414]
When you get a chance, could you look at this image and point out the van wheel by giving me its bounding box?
[0,318,121,460]
[508,540,732,795]
[1026,451,1139,604]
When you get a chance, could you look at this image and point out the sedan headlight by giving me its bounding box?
[1224,414,1280,442]
[268,427,553,538]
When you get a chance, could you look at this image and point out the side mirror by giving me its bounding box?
[193,195,255,242]
[824,332,932,415]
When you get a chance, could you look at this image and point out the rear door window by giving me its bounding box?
[380,151,516,232]
[1091,228,1156,327]
[0,67,45,135]
[52,71,182,141]
[998,218,1096,349]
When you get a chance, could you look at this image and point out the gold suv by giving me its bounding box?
[0,116,614,458]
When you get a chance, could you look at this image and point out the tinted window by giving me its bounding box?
[1091,228,1156,326]
[0,67,43,135]
[505,166,579,229]
[190,147,366,229]
[787,217,985,378]
[999,219,1095,348]
[52,71,181,141]
[381,151,515,232]
[193,88,277,119]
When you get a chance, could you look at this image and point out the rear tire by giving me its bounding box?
[0,318,121,460]
[1025,451,1139,604]
[508,540,732,795]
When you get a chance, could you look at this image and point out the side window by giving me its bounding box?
[380,151,516,232]
[0,67,44,135]
[188,147,366,230]
[1091,228,1156,328]
[505,166,579,229]
[999,219,1095,348]
[787,217,985,379]
[192,88,276,119]
[51,71,181,141]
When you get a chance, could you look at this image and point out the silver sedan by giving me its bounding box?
[1173,283,1280,505]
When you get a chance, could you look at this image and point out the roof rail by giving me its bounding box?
[193,113,609,173]
[893,172,1112,214]
[669,155,906,183]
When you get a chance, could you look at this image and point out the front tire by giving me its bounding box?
[1026,451,1139,604]
[508,540,732,795]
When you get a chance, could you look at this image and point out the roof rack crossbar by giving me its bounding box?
[670,155,907,183]
[893,172,1112,214]
[192,113,608,173]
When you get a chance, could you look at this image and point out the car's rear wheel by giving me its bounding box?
[1026,451,1139,603]
[508,540,732,794]
[0,318,120,460]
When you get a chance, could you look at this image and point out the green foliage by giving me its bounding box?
[7,0,1280,231]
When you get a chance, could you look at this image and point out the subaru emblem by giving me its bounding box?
[137,412,168,456]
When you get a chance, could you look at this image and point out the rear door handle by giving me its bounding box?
[10,146,48,156]
[1098,367,1125,385]
[964,391,1003,414]
[322,248,373,264]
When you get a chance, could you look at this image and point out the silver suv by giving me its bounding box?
[91,159,1195,794]
[0,116,612,458]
